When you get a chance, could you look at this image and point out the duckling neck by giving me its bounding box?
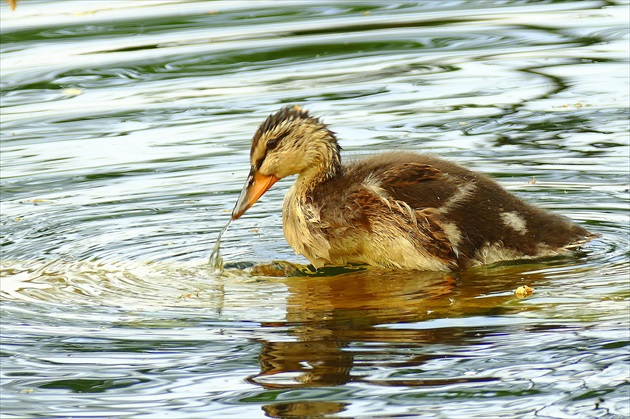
[296,140,343,191]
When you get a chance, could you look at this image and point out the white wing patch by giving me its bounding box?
[500,211,528,235]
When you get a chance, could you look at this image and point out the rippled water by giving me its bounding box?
[1,1,629,418]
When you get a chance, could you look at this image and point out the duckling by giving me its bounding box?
[231,106,596,271]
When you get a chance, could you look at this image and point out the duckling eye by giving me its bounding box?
[266,138,279,150]
[266,131,290,151]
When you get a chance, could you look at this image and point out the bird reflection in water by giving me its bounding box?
[244,263,557,417]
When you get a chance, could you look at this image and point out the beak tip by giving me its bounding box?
[231,171,280,222]
[231,205,245,220]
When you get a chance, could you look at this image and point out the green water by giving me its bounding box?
[1,1,629,418]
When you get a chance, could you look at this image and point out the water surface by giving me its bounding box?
[1,1,629,418]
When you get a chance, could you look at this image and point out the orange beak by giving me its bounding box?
[231,168,280,220]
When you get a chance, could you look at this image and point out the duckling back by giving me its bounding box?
[283,151,595,270]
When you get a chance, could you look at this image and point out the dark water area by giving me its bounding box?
[1,1,629,418]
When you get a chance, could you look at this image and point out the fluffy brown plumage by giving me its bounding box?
[232,106,596,271]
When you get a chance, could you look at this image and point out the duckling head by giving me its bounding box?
[231,106,341,220]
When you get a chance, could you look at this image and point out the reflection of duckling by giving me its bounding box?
[232,106,596,271]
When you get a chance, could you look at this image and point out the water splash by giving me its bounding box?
[209,220,232,272]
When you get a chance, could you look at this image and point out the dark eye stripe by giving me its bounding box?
[256,131,291,170]
[267,130,290,150]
